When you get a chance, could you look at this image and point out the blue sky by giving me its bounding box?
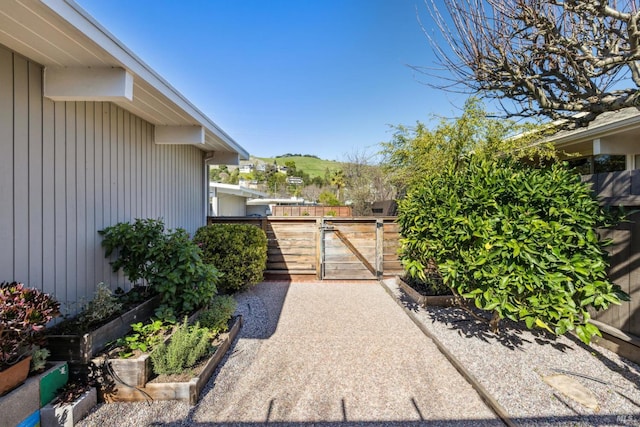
[77,0,465,161]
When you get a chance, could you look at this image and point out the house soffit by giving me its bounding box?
[0,0,248,159]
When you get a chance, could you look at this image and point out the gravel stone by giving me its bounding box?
[79,281,500,426]
[381,278,640,427]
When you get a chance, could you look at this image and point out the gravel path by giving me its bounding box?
[78,278,640,426]
[381,278,640,427]
[79,281,500,426]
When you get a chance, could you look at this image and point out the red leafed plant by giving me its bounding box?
[0,282,60,370]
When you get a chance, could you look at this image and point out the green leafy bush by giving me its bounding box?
[150,318,212,375]
[193,224,267,294]
[397,156,629,344]
[149,228,219,314]
[100,219,220,316]
[197,295,237,336]
[99,218,165,286]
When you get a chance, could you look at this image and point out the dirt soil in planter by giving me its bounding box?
[47,286,157,335]
[401,274,451,296]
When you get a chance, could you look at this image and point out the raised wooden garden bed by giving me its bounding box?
[46,295,160,375]
[99,315,242,405]
[96,353,152,388]
[396,277,456,307]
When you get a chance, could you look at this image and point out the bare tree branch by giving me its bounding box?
[423,0,640,126]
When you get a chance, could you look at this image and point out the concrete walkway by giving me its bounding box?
[80,281,502,426]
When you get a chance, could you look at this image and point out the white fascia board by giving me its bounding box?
[44,0,249,158]
[209,183,268,199]
[549,114,640,146]
[44,67,133,101]
[155,126,205,145]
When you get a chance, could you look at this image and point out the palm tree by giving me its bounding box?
[329,169,345,202]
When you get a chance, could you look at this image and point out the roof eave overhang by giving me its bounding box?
[547,111,640,149]
[0,0,248,161]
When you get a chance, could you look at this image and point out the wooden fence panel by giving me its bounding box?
[271,206,352,217]
[382,220,403,275]
[206,216,402,280]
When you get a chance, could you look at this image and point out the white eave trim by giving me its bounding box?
[210,183,268,199]
[548,112,640,146]
[41,0,249,159]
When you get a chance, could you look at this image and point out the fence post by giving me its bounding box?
[316,218,323,280]
[376,218,384,278]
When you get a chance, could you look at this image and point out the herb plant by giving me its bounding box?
[100,219,220,316]
[99,218,166,286]
[78,283,122,327]
[150,319,212,375]
[197,295,237,336]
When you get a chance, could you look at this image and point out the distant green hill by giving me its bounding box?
[251,155,343,179]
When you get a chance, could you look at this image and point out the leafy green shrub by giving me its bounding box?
[193,224,267,294]
[150,318,212,375]
[197,295,237,336]
[398,156,629,344]
[150,228,219,314]
[100,219,220,316]
[99,218,165,286]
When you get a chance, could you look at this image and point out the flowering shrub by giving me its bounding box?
[0,282,60,370]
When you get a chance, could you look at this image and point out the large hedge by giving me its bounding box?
[193,224,268,294]
[397,156,629,344]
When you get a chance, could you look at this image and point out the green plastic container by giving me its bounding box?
[39,362,68,407]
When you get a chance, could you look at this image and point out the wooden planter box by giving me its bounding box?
[396,277,456,307]
[46,295,160,374]
[92,353,152,388]
[40,387,97,427]
[101,315,242,405]
[91,308,202,388]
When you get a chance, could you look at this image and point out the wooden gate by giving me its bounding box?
[207,216,403,280]
[321,219,377,279]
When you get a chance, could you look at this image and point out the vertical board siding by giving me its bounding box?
[28,62,43,290]
[0,48,13,280]
[0,45,206,314]
[13,55,30,283]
